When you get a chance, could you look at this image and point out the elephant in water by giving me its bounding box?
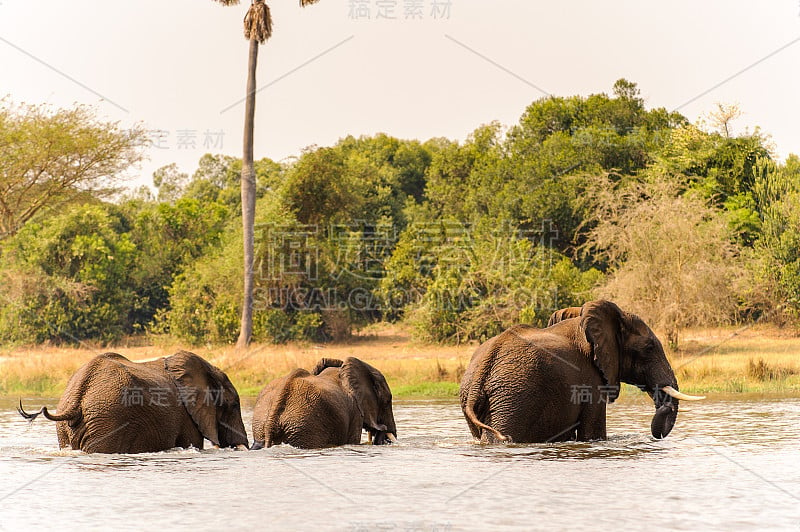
[460,300,704,443]
[251,357,397,449]
[18,351,249,453]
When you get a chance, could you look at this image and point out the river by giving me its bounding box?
[0,395,798,531]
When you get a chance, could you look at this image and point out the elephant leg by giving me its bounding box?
[484,390,580,443]
[576,403,607,441]
[175,415,205,450]
[82,425,128,453]
[56,421,70,449]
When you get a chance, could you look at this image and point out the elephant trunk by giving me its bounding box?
[369,409,398,445]
[647,369,680,439]
[373,425,398,446]
[651,396,678,439]
[372,431,390,445]
[651,383,706,438]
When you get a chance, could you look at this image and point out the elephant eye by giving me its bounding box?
[639,338,659,356]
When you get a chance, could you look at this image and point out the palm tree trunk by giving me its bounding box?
[237,37,259,348]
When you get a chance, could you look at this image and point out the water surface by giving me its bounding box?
[0,396,798,531]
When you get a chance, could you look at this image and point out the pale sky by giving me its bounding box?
[2,1,799,190]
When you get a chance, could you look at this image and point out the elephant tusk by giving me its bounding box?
[661,386,705,401]
[387,433,398,443]
[236,444,249,451]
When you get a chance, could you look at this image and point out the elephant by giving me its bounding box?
[547,306,582,327]
[251,357,397,449]
[18,351,249,453]
[460,300,704,443]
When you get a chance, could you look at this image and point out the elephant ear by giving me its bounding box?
[547,306,583,327]
[164,350,224,446]
[580,300,623,402]
[311,358,344,376]
[339,357,387,432]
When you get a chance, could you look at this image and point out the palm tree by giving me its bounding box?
[213,0,321,348]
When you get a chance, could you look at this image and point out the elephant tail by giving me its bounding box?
[463,393,510,443]
[17,399,80,424]
[462,341,511,443]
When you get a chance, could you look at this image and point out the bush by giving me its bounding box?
[400,224,601,344]
[585,175,745,347]
[747,156,800,320]
[0,266,90,344]
[747,358,795,381]
[0,205,137,344]
[125,197,230,329]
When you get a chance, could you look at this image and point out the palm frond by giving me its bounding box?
[212,0,240,5]
[300,0,320,6]
[243,0,273,43]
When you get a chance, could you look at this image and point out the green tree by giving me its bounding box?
[163,196,338,344]
[421,123,505,223]
[398,223,600,344]
[125,198,230,329]
[0,100,145,238]
[281,146,355,227]
[0,205,138,343]
[185,153,283,209]
[747,156,800,318]
[280,135,433,231]
[152,163,189,203]
[649,123,771,202]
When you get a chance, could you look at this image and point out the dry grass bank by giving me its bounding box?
[670,324,800,394]
[0,324,470,398]
[1,323,799,398]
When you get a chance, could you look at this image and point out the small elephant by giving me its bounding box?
[18,351,249,453]
[251,357,397,449]
[460,300,704,443]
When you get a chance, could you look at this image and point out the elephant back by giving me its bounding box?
[61,353,190,452]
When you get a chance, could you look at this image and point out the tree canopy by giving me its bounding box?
[0,100,145,238]
[2,80,798,347]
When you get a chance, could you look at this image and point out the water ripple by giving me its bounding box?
[0,396,798,530]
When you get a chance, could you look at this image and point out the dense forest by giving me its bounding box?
[2,80,798,347]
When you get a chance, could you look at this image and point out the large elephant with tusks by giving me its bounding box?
[460,300,704,443]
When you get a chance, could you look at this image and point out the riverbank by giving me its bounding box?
[2,323,799,398]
